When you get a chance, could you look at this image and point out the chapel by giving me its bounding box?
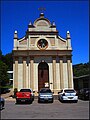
[13,13,73,93]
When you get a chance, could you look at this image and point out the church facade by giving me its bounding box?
[13,13,73,93]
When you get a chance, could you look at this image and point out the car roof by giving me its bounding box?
[63,88,75,90]
[40,88,51,90]
[20,88,33,92]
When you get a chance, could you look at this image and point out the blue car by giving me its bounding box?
[0,97,5,110]
[38,88,54,103]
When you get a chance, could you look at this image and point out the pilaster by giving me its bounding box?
[14,57,18,89]
[23,57,26,88]
[59,57,64,89]
[52,57,56,90]
[67,57,72,88]
[30,56,34,89]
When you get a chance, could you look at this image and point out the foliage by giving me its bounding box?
[0,60,9,86]
[73,62,89,77]
[0,50,13,87]
[0,85,13,88]
[0,51,13,70]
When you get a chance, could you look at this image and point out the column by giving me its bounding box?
[52,57,56,90]
[14,57,18,89]
[27,57,30,88]
[23,57,26,88]
[67,58,72,88]
[30,56,34,89]
[59,58,64,89]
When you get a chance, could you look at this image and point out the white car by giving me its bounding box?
[58,88,78,103]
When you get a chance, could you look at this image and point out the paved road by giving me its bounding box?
[1,99,89,119]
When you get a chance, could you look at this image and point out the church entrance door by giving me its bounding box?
[38,61,49,91]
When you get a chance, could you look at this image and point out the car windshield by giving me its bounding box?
[40,89,52,93]
[20,89,31,92]
[64,90,75,93]
[83,88,90,92]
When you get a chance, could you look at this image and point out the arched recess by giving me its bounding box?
[38,61,49,91]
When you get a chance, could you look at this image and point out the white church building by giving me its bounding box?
[13,13,73,93]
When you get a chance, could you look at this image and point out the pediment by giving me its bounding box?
[35,20,49,27]
[34,18,51,28]
[19,37,27,45]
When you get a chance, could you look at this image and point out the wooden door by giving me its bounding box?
[38,62,49,91]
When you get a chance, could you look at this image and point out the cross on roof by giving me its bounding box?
[38,7,46,12]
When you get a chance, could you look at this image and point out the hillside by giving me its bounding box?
[73,62,89,77]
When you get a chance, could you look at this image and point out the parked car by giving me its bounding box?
[58,88,78,103]
[0,97,5,110]
[38,88,54,103]
[16,88,35,104]
[78,88,90,100]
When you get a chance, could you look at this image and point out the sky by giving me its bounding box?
[1,0,89,65]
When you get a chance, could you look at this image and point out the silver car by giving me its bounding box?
[0,97,5,110]
[38,88,54,103]
[58,88,78,103]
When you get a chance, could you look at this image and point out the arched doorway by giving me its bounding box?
[38,61,49,91]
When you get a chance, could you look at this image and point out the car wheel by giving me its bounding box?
[16,100,19,104]
[51,99,53,103]
[38,100,40,103]
[61,98,64,103]
[82,96,85,100]
[58,96,60,101]
[0,102,3,110]
[29,100,33,104]
[32,98,34,101]
[74,100,78,103]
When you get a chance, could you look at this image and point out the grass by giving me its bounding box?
[0,85,13,89]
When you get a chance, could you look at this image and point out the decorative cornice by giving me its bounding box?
[28,25,35,28]
[13,49,72,57]
[26,31,58,35]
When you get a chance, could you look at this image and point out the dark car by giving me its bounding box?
[0,98,5,110]
[38,88,54,103]
[0,88,10,94]
[78,88,90,100]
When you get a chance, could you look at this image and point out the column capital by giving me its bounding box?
[14,56,18,61]
[59,56,63,60]
[23,56,27,61]
[30,56,34,60]
[52,56,56,59]
[67,57,72,63]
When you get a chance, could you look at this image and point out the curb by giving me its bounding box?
[5,97,16,101]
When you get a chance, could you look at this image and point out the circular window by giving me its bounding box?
[37,39,48,50]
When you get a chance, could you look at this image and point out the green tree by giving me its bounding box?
[73,62,89,77]
[0,50,13,70]
[3,52,13,70]
[0,60,9,86]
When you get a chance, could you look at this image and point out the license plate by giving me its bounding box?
[21,100,25,102]
[44,97,48,100]
[68,97,73,99]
